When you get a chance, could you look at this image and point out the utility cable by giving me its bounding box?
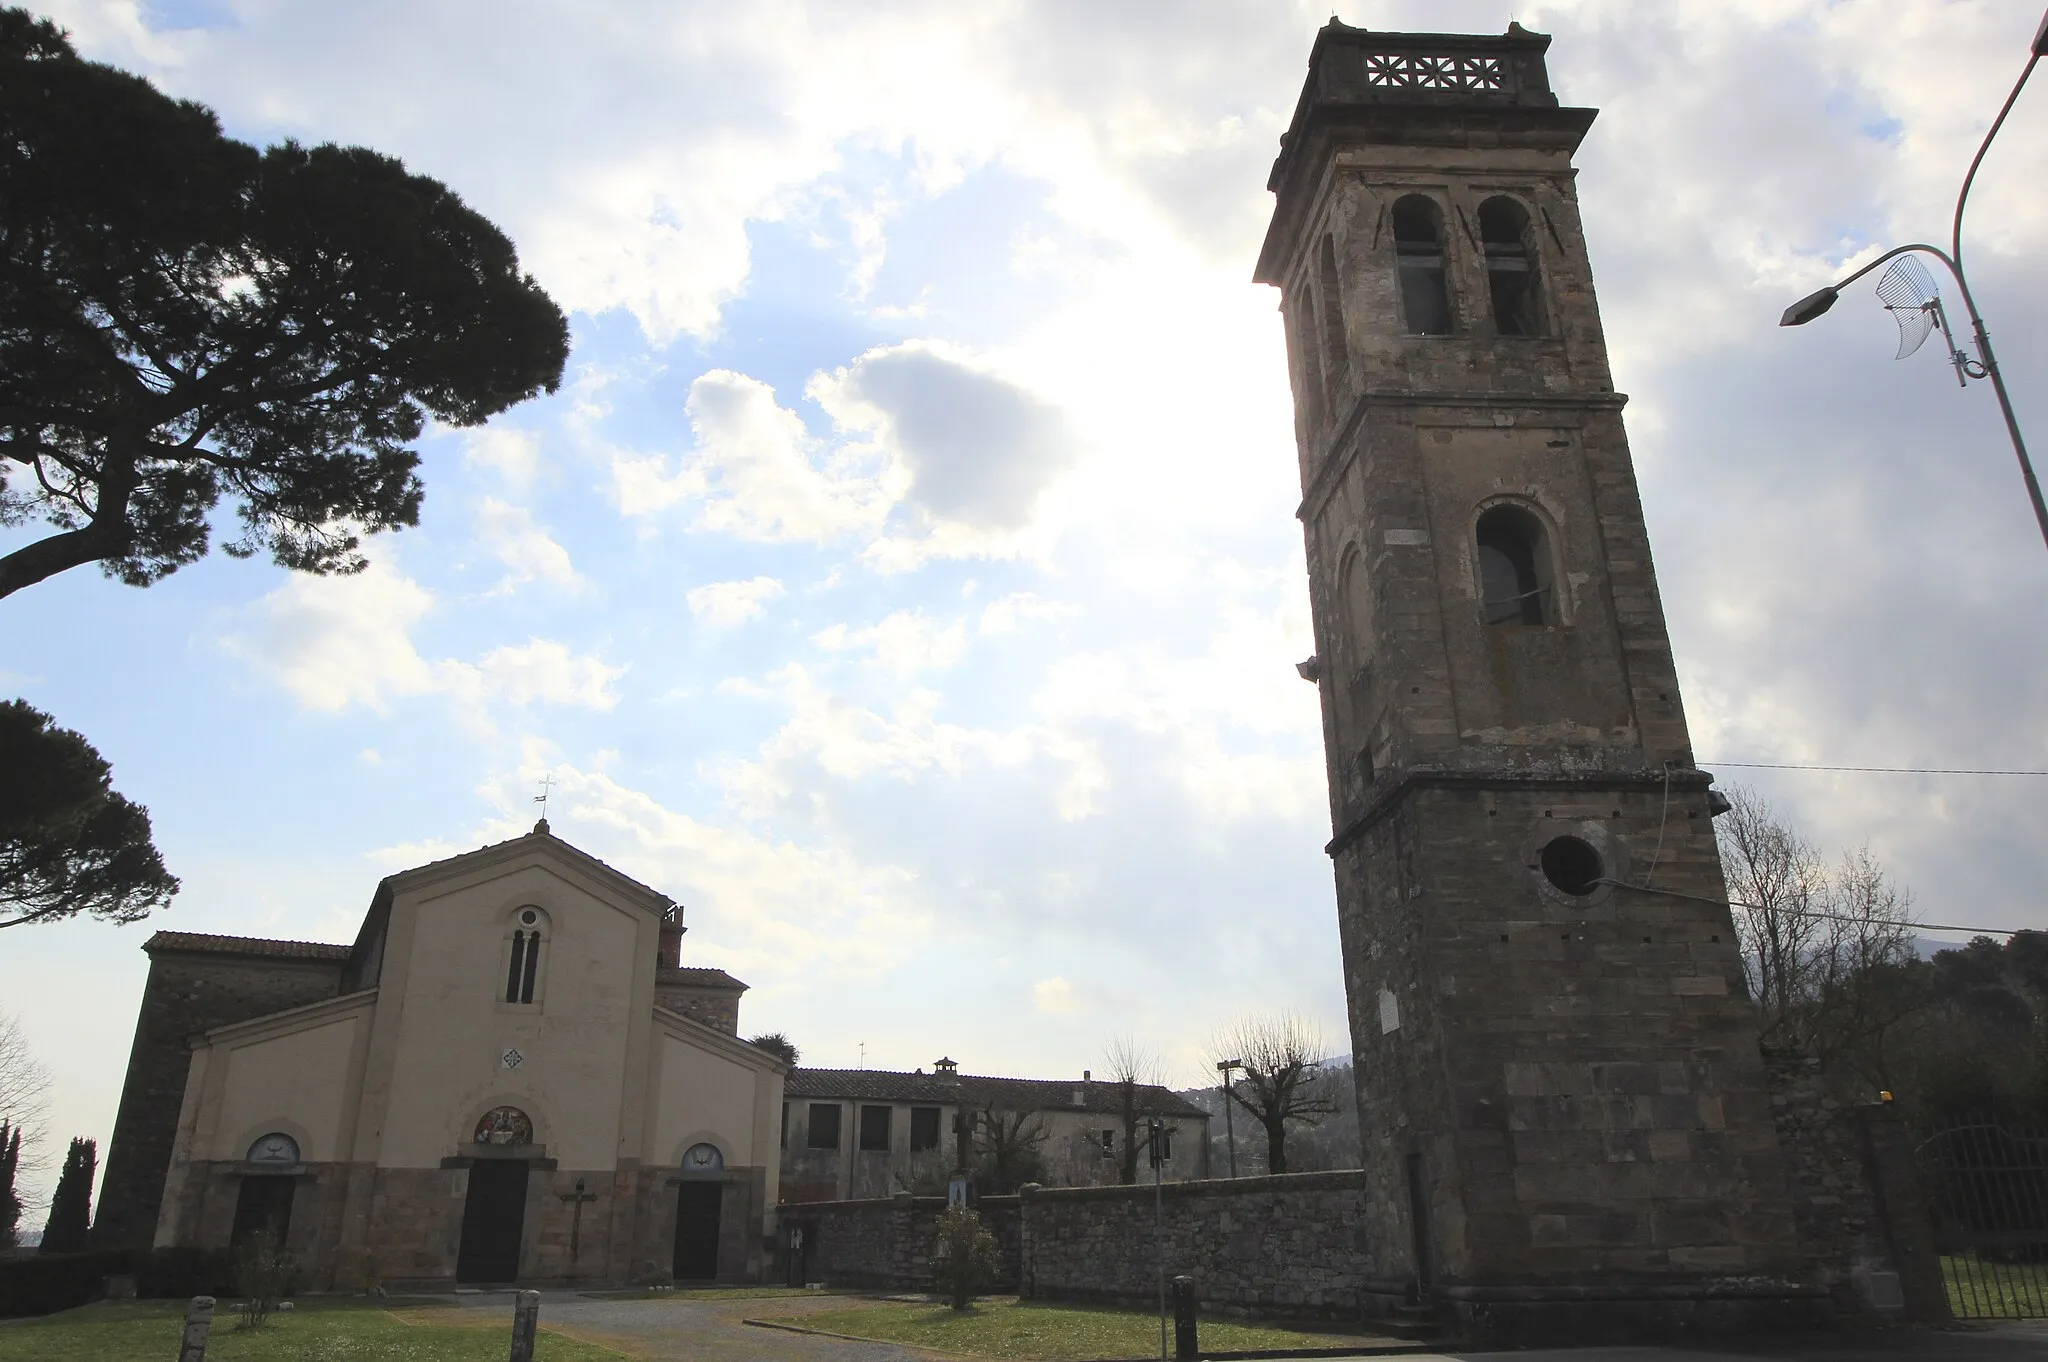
[1701,761,2048,777]
[1594,878,2030,938]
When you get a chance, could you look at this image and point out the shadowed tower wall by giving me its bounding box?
[1253,21,1812,1343]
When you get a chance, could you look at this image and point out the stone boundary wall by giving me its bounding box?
[785,1193,1020,1291]
[1020,1171,1382,1320]
[1763,1056,1946,1321]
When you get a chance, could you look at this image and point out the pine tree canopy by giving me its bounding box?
[0,8,571,602]
[0,700,177,929]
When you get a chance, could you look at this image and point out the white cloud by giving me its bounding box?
[225,558,438,713]
[979,592,1072,636]
[463,427,541,486]
[226,559,620,717]
[1033,977,1083,1015]
[613,369,897,541]
[687,576,788,628]
[814,610,967,676]
[473,497,581,595]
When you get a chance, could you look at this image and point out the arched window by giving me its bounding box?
[1392,196,1453,335]
[505,907,545,1004]
[246,1132,300,1167]
[1476,505,1553,626]
[1339,547,1373,671]
[1289,285,1326,433]
[1479,196,1543,337]
[1317,234,1350,402]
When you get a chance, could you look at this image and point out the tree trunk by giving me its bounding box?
[1263,1112,1288,1175]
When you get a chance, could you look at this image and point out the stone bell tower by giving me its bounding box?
[1256,21,1810,1343]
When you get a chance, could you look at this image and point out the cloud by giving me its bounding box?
[225,558,438,713]
[612,369,897,541]
[687,576,788,628]
[1033,977,1083,1015]
[462,427,541,486]
[226,559,620,717]
[473,497,581,595]
[814,610,967,676]
[811,342,1076,531]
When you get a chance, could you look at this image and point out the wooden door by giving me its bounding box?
[457,1160,530,1284]
[229,1176,295,1253]
[672,1181,723,1280]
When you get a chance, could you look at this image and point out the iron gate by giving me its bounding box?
[1918,1110,2048,1319]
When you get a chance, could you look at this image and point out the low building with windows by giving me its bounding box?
[780,1062,1211,1202]
[95,821,785,1289]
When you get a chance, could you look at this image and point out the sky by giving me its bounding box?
[3,0,2047,1210]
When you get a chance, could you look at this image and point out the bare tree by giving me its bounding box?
[1213,1013,1338,1176]
[969,1105,1048,1194]
[1717,786,1917,1059]
[1718,786,1829,1047]
[1102,1035,1164,1185]
[0,1013,50,1236]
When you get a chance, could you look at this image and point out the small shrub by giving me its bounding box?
[231,1235,299,1329]
[930,1206,1000,1311]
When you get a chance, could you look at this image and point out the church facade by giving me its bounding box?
[95,822,785,1289]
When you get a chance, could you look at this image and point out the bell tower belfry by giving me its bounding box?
[1256,21,1810,1342]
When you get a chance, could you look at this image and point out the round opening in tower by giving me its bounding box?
[1539,836,1604,896]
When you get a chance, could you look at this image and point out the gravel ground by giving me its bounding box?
[438,1289,936,1362]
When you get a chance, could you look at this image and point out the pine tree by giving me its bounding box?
[40,1137,93,1254]
[0,1121,21,1249]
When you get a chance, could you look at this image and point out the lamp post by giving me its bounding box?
[1215,1058,1241,1178]
[1781,8,2048,553]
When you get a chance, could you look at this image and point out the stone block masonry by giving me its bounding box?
[788,1193,1021,1291]
[1019,1173,1386,1321]
[96,937,349,1249]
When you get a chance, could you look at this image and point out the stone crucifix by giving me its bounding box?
[558,1177,599,1266]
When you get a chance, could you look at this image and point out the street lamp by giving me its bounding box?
[1215,1058,1242,1178]
[1781,8,2048,552]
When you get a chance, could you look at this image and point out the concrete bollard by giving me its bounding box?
[1171,1275,1198,1361]
[177,1296,214,1362]
[508,1288,541,1362]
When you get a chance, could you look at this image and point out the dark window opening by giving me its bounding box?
[1476,505,1550,626]
[780,1103,789,1149]
[910,1107,942,1151]
[506,928,542,1004]
[858,1104,891,1152]
[1318,234,1350,401]
[1540,836,1604,896]
[1392,195,1453,335]
[1100,1129,1116,1158]
[807,1103,842,1150]
[1480,196,1543,336]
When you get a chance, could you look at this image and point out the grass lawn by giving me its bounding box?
[757,1298,1393,1360]
[0,1299,629,1361]
[581,1285,838,1302]
[1942,1254,2048,1319]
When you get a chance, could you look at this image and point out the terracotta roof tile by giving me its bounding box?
[143,931,351,961]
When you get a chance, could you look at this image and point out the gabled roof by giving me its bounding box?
[658,966,747,991]
[786,1068,1209,1119]
[144,931,351,962]
[382,820,675,913]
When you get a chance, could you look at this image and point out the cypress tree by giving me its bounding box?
[40,1137,93,1254]
[0,1121,20,1248]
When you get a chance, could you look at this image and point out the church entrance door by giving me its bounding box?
[229,1176,294,1253]
[672,1181,722,1280]
[457,1160,530,1284]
